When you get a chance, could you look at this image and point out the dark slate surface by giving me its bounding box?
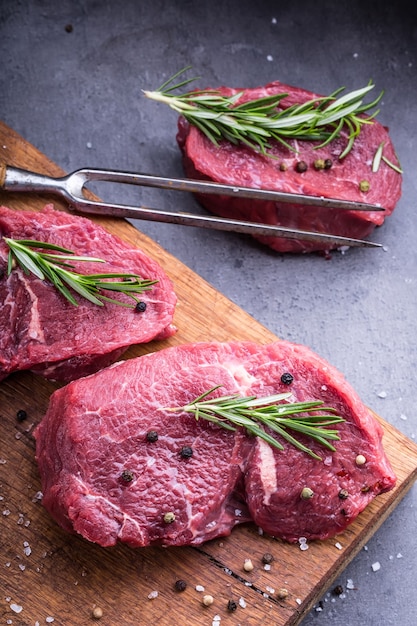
[1,1,416,624]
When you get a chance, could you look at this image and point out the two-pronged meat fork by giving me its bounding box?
[0,165,384,248]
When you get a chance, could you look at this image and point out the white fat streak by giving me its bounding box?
[223,361,256,393]
[15,271,45,342]
[257,439,278,506]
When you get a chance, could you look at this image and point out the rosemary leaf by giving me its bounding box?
[165,386,345,460]
[145,68,384,159]
[4,237,158,308]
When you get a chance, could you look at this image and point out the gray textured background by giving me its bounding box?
[1,1,416,624]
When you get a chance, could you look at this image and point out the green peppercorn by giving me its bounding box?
[300,487,314,499]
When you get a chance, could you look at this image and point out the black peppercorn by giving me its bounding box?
[135,301,147,313]
[146,430,158,442]
[281,372,294,385]
[227,599,238,612]
[324,158,333,169]
[16,409,28,422]
[338,489,349,500]
[262,552,274,564]
[180,446,193,459]
[295,160,308,173]
[174,579,187,592]
[121,469,135,483]
[333,584,344,596]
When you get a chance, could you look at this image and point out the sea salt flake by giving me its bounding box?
[239,597,247,608]
[346,579,355,589]
[195,585,205,592]
[397,553,403,559]
[377,391,387,399]
[371,561,381,572]
[264,563,271,571]
[296,598,302,605]
[147,590,158,600]
[399,414,408,421]
[46,617,55,623]
[10,603,23,613]
[335,542,343,550]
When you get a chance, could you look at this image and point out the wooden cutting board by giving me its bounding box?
[1,120,417,626]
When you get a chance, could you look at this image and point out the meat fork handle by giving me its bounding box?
[0,164,74,200]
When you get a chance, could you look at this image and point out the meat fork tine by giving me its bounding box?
[0,165,383,248]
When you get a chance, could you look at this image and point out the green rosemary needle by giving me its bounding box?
[144,67,383,158]
[165,386,345,460]
[4,237,157,307]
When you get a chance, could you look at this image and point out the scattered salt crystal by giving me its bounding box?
[339,246,350,254]
[18,564,26,571]
[147,590,158,600]
[224,568,232,575]
[321,385,328,391]
[195,585,205,592]
[0,458,7,464]
[86,142,92,149]
[346,579,355,589]
[298,536,309,550]
[296,598,302,605]
[377,391,387,399]
[3,509,11,516]
[32,491,43,503]
[400,413,408,421]
[10,603,23,613]
[271,17,277,24]
[264,563,271,571]
[23,541,31,556]
[371,561,381,572]
[397,553,403,559]
[353,52,359,58]
[335,542,343,550]
[46,617,54,623]
[234,509,242,517]
[266,586,275,594]
[212,616,221,624]
[239,597,247,608]
[267,55,273,62]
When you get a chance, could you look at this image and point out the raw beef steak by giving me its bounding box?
[0,205,177,382]
[35,340,396,547]
[177,81,402,253]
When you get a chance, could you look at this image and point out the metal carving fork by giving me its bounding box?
[0,165,384,248]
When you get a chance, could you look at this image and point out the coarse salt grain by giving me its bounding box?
[377,391,387,399]
[264,564,271,571]
[10,603,23,613]
[46,618,54,623]
[195,585,205,592]
[335,542,343,550]
[371,561,381,572]
[239,597,247,608]
[346,579,355,590]
[267,55,273,62]
[147,590,158,600]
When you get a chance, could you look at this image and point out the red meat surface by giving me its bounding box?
[177,81,402,253]
[35,340,396,547]
[0,205,177,382]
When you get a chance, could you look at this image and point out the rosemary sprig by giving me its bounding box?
[165,386,345,460]
[4,237,157,307]
[144,67,383,158]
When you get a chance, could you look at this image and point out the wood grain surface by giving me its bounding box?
[1,120,417,626]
